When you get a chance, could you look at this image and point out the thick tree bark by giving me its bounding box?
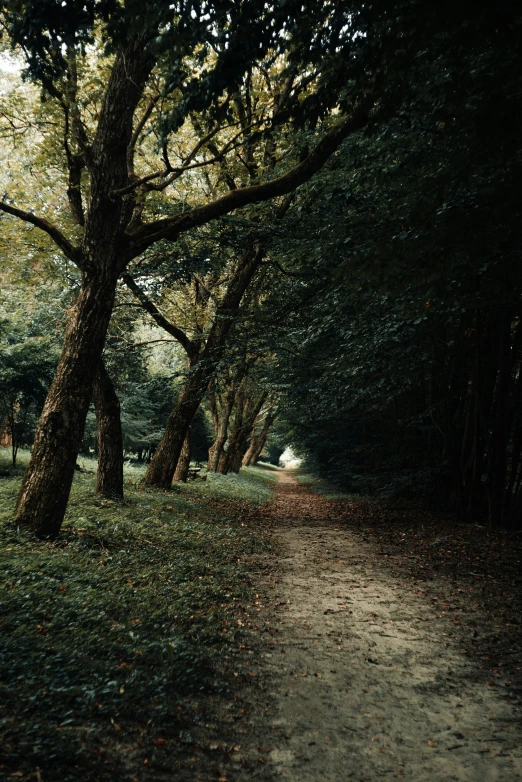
[207,383,237,472]
[173,429,191,482]
[14,43,153,537]
[231,447,246,474]
[92,360,124,499]
[14,271,119,536]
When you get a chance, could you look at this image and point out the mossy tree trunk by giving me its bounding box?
[15,271,120,536]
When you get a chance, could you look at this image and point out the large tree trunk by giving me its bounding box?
[92,360,124,499]
[13,43,153,537]
[14,271,119,537]
[173,428,191,482]
[231,447,246,473]
[207,383,236,472]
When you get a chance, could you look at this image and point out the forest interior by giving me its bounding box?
[0,0,521,780]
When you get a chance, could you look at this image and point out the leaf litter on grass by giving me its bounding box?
[0,452,277,781]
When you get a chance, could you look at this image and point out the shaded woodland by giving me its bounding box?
[2,4,522,781]
[0,0,521,532]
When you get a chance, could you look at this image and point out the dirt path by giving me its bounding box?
[231,472,522,782]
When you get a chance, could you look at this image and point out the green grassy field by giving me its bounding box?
[0,450,277,780]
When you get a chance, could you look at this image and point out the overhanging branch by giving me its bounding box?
[0,200,82,265]
[127,104,370,258]
[121,272,197,359]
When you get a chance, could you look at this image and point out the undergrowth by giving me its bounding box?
[0,450,276,781]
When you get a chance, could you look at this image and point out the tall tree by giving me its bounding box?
[1,1,374,535]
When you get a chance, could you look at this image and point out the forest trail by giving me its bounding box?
[236,472,522,782]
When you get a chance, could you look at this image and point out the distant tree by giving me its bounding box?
[0,333,57,465]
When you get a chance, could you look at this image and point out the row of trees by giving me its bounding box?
[1,1,520,533]
[268,1,522,529]
[1,0,379,536]
[0,283,280,484]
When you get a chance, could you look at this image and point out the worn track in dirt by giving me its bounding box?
[230,472,522,782]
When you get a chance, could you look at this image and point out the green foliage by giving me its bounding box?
[0,453,275,779]
[189,407,213,463]
[119,376,177,455]
[3,0,369,135]
[266,3,522,526]
[0,328,58,464]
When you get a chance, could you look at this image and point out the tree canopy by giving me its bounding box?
[0,0,521,533]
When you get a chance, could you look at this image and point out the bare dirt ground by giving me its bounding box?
[222,471,522,782]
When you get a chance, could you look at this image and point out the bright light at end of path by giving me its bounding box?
[280,447,302,469]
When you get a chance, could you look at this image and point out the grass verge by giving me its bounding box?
[0,450,275,781]
[292,468,362,501]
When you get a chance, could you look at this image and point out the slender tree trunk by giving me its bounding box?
[143,361,208,487]
[144,248,264,488]
[221,392,268,474]
[218,390,247,475]
[14,271,119,536]
[242,435,265,466]
[243,410,276,466]
[92,360,124,499]
[173,428,191,482]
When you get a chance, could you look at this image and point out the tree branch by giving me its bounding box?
[112,337,178,351]
[0,201,82,265]
[121,272,197,359]
[193,273,219,303]
[116,120,224,197]
[115,120,255,197]
[127,94,160,178]
[127,105,370,258]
